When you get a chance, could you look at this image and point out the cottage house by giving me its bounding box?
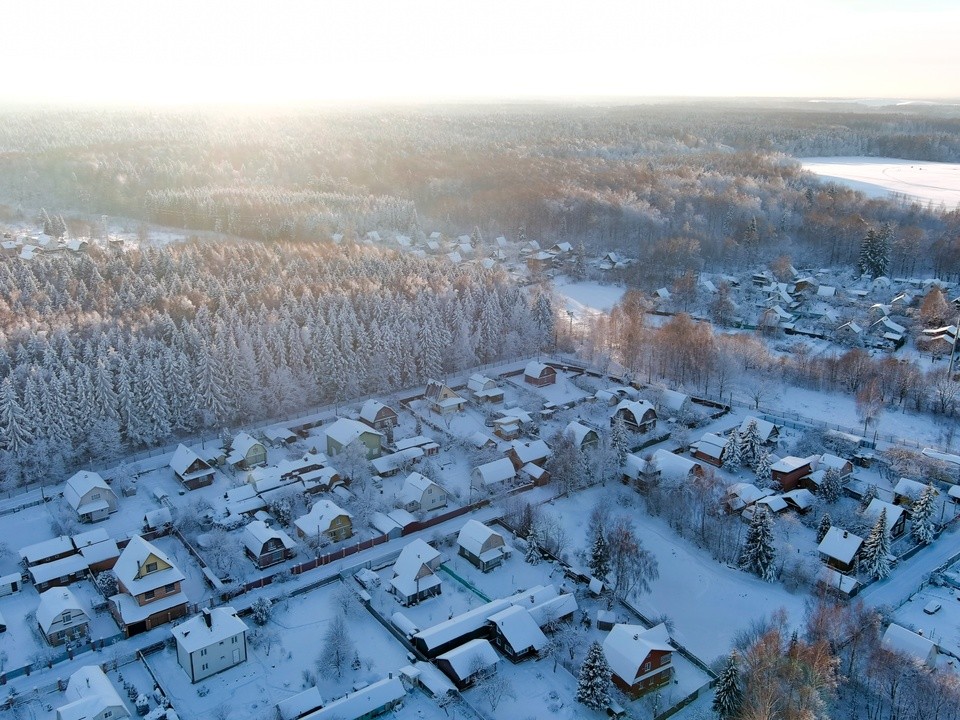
[612,399,658,433]
[818,527,863,573]
[603,623,675,698]
[73,529,120,573]
[506,439,552,470]
[56,666,129,720]
[172,607,248,682]
[242,520,297,569]
[227,432,268,469]
[523,361,557,387]
[738,416,780,444]
[294,500,353,542]
[863,498,907,538]
[647,450,705,482]
[37,587,89,646]
[436,638,499,689]
[471,458,516,493]
[770,455,818,491]
[565,421,600,449]
[819,453,854,479]
[389,539,442,606]
[724,483,773,513]
[486,605,547,662]
[892,478,933,509]
[326,418,384,459]
[170,444,216,490]
[467,374,504,404]
[692,433,727,467]
[881,623,939,667]
[398,472,449,513]
[359,400,399,442]
[658,389,691,418]
[276,687,324,720]
[109,535,189,636]
[424,380,466,415]
[20,536,76,567]
[28,554,89,592]
[301,677,405,720]
[0,572,21,597]
[457,520,507,572]
[63,471,118,523]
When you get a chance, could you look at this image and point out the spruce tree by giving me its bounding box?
[589,524,610,580]
[860,509,891,580]
[755,450,772,487]
[723,430,741,470]
[712,651,743,719]
[525,523,543,565]
[818,467,843,504]
[817,513,832,544]
[0,377,34,454]
[910,483,937,545]
[576,641,611,710]
[741,420,762,466]
[859,484,878,512]
[611,414,629,466]
[739,505,776,582]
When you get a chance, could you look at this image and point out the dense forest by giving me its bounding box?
[0,242,548,489]
[2,102,959,281]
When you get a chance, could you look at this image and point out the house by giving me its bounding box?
[819,453,854,479]
[468,431,497,450]
[658,389,691,418]
[486,605,547,662]
[393,435,441,457]
[882,623,939,667]
[172,607,248,682]
[389,539,442,606]
[359,400,399,442]
[63,471,118,522]
[739,416,780,444]
[143,507,173,533]
[603,623,675,698]
[523,361,557,387]
[28,554,89,592]
[276,687,324,720]
[893,478,933,509]
[471,458,516,493]
[370,447,423,477]
[73,529,120,573]
[692,433,727,467]
[506,439,552,469]
[326,418,384,459]
[20,536,77,567]
[227,432,268,469]
[294,500,353,542]
[818,527,863,573]
[170,444,216,490]
[0,571,21,597]
[37,587,89,646]
[724,483,773,513]
[770,455,818,491]
[56,666,130,720]
[647,450,704,481]
[424,380,466,415]
[467,374,504,404]
[242,520,297,569]
[817,566,859,598]
[398,472,449,513]
[612,399,658,433]
[863,498,907,538]
[781,488,816,513]
[565,421,600,449]
[835,321,864,345]
[457,520,507,572]
[299,677,405,720]
[436,638,499,689]
[493,416,522,440]
[109,535,189,636]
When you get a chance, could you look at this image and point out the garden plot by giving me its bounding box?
[892,582,960,658]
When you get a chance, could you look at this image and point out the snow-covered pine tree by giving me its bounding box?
[573,241,587,280]
[818,467,842,504]
[859,484,878,512]
[0,377,34,453]
[910,483,937,545]
[611,414,629,466]
[575,641,611,710]
[723,430,741,470]
[860,509,891,580]
[754,450,772,487]
[741,420,762,466]
[712,651,742,719]
[588,524,610,580]
[817,513,832,544]
[739,505,776,582]
[525,523,543,565]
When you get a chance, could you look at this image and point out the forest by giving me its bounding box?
[2,102,960,282]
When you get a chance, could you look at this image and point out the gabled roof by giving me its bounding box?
[771,455,817,473]
[739,415,778,442]
[113,535,184,593]
[487,605,547,653]
[818,527,863,565]
[59,666,128,720]
[398,473,444,505]
[302,677,405,720]
[326,418,382,446]
[457,520,503,557]
[360,400,395,423]
[565,421,597,446]
[603,623,674,683]
[231,432,263,456]
[170,444,213,478]
[295,500,351,536]
[473,458,515,486]
[36,587,86,632]
[393,539,441,580]
[524,360,554,378]
[243,520,296,555]
[172,607,247,654]
[882,623,937,665]
[19,535,75,565]
[651,449,700,478]
[63,471,111,510]
[863,499,904,533]
[893,477,928,501]
[614,399,656,423]
[437,638,499,681]
[509,439,551,464]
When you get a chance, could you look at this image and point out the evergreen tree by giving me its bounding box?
[525,523,543,565]
[739,505,776,582]
[816,513,832,544]
[860,509,891,580]
[588,523,610,580]
[857,224,892,277]
[818,467,843,504]
[0,377,34,453]
[741,420,762,466]
[572,240,587,279]
[910,483,937,546]
[611,414,629,466]
[754,450,772,487]
[712,651,743,719]
[723,429,742,470]
[532,292,554,349]
[859,484,878,512]
[576,641,611,710]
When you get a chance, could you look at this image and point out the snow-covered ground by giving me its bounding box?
[800,156,960,208]
[553,278,629,318]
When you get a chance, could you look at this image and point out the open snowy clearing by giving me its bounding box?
[800,156,960,208]
[553,278,629,318]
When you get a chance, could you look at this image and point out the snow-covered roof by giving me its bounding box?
[457,520,503,557]
[359,400,395,423]
[277,687,324,720]
[756,495,789,513]
[487,605,547,653]
[565,421,597,446]
[882,623,937,665]
[371,447,423,474]
[414,598,514,653]
[603,623,674,684]
[170,444,213,479]
[472,458,515,486]
[302,677,405,720]
[29,554,89,584]
[782,488,815,510]
[58,666,127,720]
[326,418,382,446]
[172,607,247,654]
[819,453,851,472]
[726,483,773,505]
[231,432,263,457]
[393,435,436,451]
[243,520,296,555]
[509,439,551,464]
[922,448,960,467]
[651,449,700,478]
[63,471,111,510]
[771,455,817,473]
[863,499,904,534]
[73,528,110,549]
[739,416,778,442]
[391,569,442,599]
[696,433,726,458]
[818,566,858,594]
[387,508,417,528]
[893,477,928,500]
[659,389,690,412]
[113,535,184,593]
[295,500,351,537]
[468,431,497,449]
[614,399,656,423]
[36,587,86,632]
[393,539,441,581]
[623,453,646,481]
[437,638,499,681]
[524,360,554,378]
[526,591,578,627]
[19,535,75,565]
[398,472,443,506]
[817,285,836,297]
[818,527,863,565]
[76,534,120,566]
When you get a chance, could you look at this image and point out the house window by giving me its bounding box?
[145,562,158,573]
[144,589,155,600]
[201,663,208,671]
[164,583,176,592]
[232,636,238,643]
[644,661,651,672]
[105,712,113,719]
[91,492,101,500]
[200,648,207,656]
[661,655,670,666]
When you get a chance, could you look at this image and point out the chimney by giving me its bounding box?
[203,607,212,629]
[633,634,639,640]
[842,531,848,538]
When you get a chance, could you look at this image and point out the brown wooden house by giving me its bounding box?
[603,623,675,699]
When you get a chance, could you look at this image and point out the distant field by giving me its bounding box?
[800,156,960,207]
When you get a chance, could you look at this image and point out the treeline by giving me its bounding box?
[0,241,547,488]
[2,104,959,280]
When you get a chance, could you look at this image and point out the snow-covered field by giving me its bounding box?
[800,156,960,207]
[553,278,629,317]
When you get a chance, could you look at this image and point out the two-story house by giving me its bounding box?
[109,536,189,637]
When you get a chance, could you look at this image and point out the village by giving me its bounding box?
[0,328,959,720]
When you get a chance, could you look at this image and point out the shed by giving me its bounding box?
[436,638,499,689]
[524,361,557,387]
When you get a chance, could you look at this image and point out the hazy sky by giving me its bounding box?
[6,0,959,106]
